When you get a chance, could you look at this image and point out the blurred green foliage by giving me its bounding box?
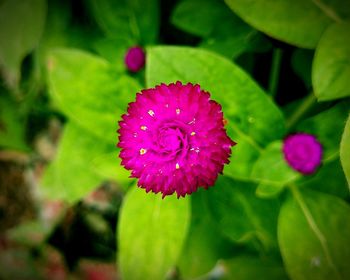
[0,0,350,280]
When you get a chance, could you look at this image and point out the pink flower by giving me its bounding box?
[124,46,145,72]
[117,82,236,197]
[283,133,323,175]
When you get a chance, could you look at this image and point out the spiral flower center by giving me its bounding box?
[154,121,189,159]
[159,129,182,151]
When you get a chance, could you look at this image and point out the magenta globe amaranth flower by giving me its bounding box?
[124,46,145,72]
[283,133,323,175]
[117,82,236,197]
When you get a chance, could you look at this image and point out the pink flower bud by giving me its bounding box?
[283,133,323,175]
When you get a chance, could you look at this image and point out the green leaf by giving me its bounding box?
[146,46,285,179]
[291,49,314,88]
[86,0,159,44]
[207,176,279,251]
[35,0,103,87]
[313,21,350,101]
[41,122,112,203]
[178,188,232,278]
[0,0,47,89]
[172,0,270,59]
[200,30,270,60]
[172,0,238,38]
[47,48,141,143]
[299,158,349,199]
[118,186,190,280]
[296,101,350,162]
[0,95,28,151]
[91,150,132,188]
[225,0,350,49]
[252,141,300,198]
[340,114,350,188]
[222,255,289,280]
[93,36,136,72]
[278,189,350,280]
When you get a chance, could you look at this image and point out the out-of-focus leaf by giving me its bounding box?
[207,176,279,251]
[278,189,350,280]
[86,0,159,44]
[172,0,269,58]
[222,255,289,280]
[200,29,270,59]
[146,46,285,179]
[178,188,232,278]
[252,141,300,198]
[47,48,141,143]
[171,0,231,37]
[225,0,350,48]
[291,49,314,88]
[118,186,190,280]
[93,36,136,72]
[0,95,28,151]
[0,0,47,89]
[299,158,349,199]
[313,22,350,101]
[7,220,51,247]
[296,101,350,162]
[91,151,132,188]
[0,247,40,279]
[41,123,111,203]
[171,0,235,37]
[340,114,350,188]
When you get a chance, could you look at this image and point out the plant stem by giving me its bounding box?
[286,93,316,130]
[288,184,341,279]
[312,0,343,23]
[268,48,283,98]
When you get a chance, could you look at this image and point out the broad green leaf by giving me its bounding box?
[255,183,286,199]
[47,48,141,143]
[146,46,285,179]
[172,0,241,38]
[93,36,136,72]
[252,141,300,198]
[222,255,289,280]
[0,95,28,151]
[299,158,349,199]
[86,0,159,44]
[91,151,132,188]
[207,176,279,251]
[340,114,350,188]
[291,49,314,88]
[118,186,190,280]
[200,29,270,60]
[0,0,47,89]
[41,122,112,203]
[297,101,350,162]
[37,26,100,86]
[313,22,350,101]
[35,0,102,87]
[172,0,269,59]
[278,189,350,280]
[178,188,232,278]
[225,0,350,48]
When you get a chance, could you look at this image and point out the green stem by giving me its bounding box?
[289,184,341,279]
[286,93,316,130]
[268,48,283,98]
[312,0,343,23]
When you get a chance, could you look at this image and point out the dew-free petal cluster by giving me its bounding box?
[124,46,145,72]
[117,82,236,197]
[283,133,323,175]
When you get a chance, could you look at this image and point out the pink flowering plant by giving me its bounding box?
[0,0,350,280]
